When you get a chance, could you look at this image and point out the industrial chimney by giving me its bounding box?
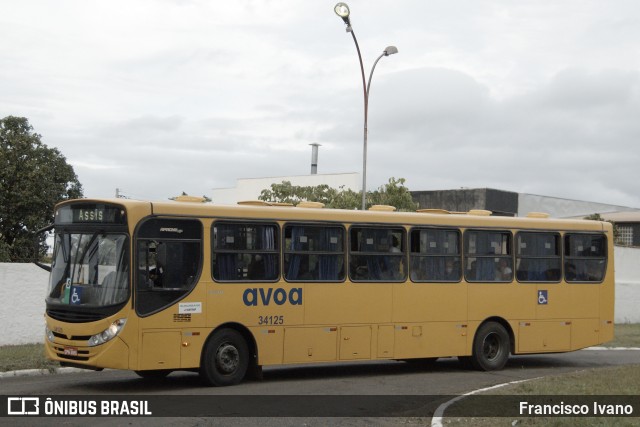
[310,143,321,174]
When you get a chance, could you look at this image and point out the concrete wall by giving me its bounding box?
[613,247,640,324]
[2,249,639,345]
[0,263,49,346]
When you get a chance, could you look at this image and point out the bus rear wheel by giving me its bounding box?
[201,328,249,386]
[470,321,510,371]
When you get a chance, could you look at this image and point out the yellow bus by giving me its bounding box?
[41,198,614,386]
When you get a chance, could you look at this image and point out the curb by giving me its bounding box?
[0,367,86,379]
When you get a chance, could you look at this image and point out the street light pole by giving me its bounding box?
[334,3,398,210]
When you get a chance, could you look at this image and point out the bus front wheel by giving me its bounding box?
[201,328,249,386]
[470,321,510,371]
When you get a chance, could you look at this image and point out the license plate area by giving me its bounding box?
[63,346,78,356]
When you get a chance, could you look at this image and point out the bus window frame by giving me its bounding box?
[211,220,281,283]
[134,216,204,318]
[282,222,347,283]
[348,225,407,283]
[563,232,607,285]
[463,229,514,283]
[514,231,562,284]
[409,226,462,284]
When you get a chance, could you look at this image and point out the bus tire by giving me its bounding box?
[201,328,249,386]
[470,321,510,371]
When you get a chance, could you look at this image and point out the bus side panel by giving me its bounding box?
[393,322,467,359]
[283,327,338,363]
[518,321,571,353]
[571,318,600,350]
[304,283,392,325]
[249,326,284,365]
[392,282,467,323]
[392,282,468,358]
[467,283,536,323]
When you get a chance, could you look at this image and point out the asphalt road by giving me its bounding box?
[2,349,639,426]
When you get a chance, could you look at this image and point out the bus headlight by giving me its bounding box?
[88,318,127,347]
[46,326,55,343]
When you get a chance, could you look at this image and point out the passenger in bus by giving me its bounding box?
[468,260,477,280]
[385,236,403,280]
[496,259,512,280]
[565,263,577,281]
[444,259,459,281]
[248,254,265,279]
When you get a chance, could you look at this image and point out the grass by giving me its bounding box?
[0,343,58,373]
[444,365,640,426]
[604,322,640,348]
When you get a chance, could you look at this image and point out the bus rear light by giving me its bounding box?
[88,318,127,347]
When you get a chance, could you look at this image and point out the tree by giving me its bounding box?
[0,116,83,262]
[368,177,418,212]
[259,177,418,211]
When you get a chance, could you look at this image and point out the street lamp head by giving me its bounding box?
[384,46,398,56]
[334,2,351,27]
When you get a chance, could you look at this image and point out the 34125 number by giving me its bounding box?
[258,315,284,325]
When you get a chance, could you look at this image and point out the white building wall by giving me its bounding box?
[2,248,638,345]
[212,173,360,205]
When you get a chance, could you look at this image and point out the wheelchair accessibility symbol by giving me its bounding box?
[538,290,548,305]
[70,286,83,305]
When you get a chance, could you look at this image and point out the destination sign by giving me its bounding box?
[56,203,126,225]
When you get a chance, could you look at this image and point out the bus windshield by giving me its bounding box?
[47,231,129,307]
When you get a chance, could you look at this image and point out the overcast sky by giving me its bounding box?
[2,0,640,208]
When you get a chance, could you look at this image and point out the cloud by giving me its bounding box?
[2,1,640,208]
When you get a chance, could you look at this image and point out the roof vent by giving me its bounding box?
[467,209,492,216]
[296,201,325,209]
[526,212,550,218]
[173,195,207,203]
[369,205,397,212]
[417,208,451,215]
[237,200,272,206]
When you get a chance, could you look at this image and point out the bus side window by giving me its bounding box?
[212,222,279,282]
[349,226,406,282]
[409,228,461,282]
[464,230,512,282]
[564,233,606,283]
[284,224,345,282]
[516,232,561,282]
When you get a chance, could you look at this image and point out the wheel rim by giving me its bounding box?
[215,343,240,374]
[482,332,502,361]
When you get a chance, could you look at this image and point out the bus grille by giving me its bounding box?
[47,309,104,323]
